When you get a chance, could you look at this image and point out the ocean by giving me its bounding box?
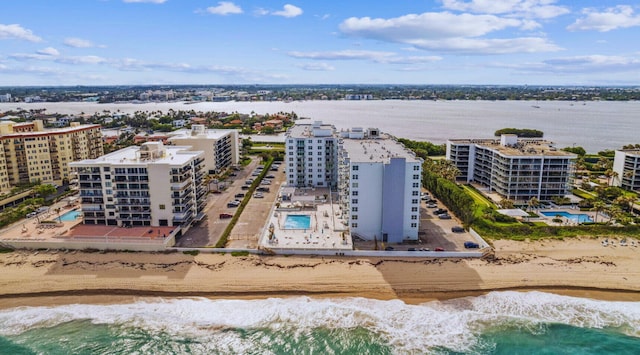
[1,292,639,354]
[1,100,639,153]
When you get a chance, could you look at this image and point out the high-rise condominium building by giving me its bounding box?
[0,120,103,191]
[613,149,640,192]
[338,128,423,243]
[285,121,339,188]
[447,134,576,202]
[70,142,206,232]
[167,125,239,175]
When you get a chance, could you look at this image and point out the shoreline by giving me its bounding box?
[1,237,639,309]
[1,286,640,310]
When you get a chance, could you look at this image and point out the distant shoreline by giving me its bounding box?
[3,100,639,153]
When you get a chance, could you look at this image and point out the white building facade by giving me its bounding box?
[70,142,206,233]
[285,121,339,188]
[168,125,240,175]
[613,149,640,192]
[447,135,576,202]
[338,128,422,243]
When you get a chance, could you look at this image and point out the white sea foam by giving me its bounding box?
[1,292,639,353]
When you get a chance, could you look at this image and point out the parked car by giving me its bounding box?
[419,247,430,251]
[438,214,452,220]
[408,247,417,251]
[256,187,270,192]
[427,203,437,208]
[270,167,279,171]
[230,173,237,177]
[245,179,254,185]
[241,185,250,190]
[451,226,465,233]
[219,213,233,219]
[384,246,394,251]
[434,208,447,215]
[464,241,480,249]
[253,192,264,198]
[266,174,275,179]
[227,200,241,208]
[26,212,37,218]
[235,193,245,198]
[435,247,445,252]
[260,180,271,185]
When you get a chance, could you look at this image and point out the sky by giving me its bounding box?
[1,0,640,86]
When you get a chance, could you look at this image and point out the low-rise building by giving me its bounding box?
[447,134,576,202]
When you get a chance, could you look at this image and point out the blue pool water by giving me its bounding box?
[541,211,593,223]
[59,210,81,222]
[284,214,311,229]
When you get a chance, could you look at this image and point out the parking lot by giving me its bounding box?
[174,157,285,248]
[352,191,478,252]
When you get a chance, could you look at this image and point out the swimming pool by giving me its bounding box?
[541,211,592,223]
[59,210,82,222]
[284,214,311,230]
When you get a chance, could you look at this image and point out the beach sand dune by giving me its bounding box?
[0,237,639,309]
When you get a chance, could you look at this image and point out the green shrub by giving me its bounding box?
[231,251,250,257]
[183,250,200,256]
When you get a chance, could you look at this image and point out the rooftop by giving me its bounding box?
[449,137,575,157]
[286,121,335,138]
[169,125,238,140]
[341,134,421,163]
[71,142,202,166]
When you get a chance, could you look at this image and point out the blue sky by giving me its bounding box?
[1,0,640,85]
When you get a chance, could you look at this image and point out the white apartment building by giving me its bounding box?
[613,149,640,192]
[70,142,206,233]
[447,135,576,202]
[285,121,339,188]
[168,125,240,175]
[338,128,422,243]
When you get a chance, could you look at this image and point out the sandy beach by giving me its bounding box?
[1,237,639,309]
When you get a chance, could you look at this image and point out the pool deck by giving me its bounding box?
[259,191,352,251]
[537,208,599,225]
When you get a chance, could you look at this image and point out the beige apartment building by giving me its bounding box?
[0,120,103,190]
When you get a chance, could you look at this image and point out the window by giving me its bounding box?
[412,199,418,204]
[411,215,417,220]
[411,223,417,228]
[352,207,358,212]
[413,166,420,171]
[289,174,294,178]
[411,207,418,212]
[351,190,358,196]
[351,223,358,228]
[352,199,358,204]
[308,157,313,161]
[412,191,419,196]
[413,174,419,179]
[352,215,358,220]
[412,183,419,188]
[317,174,322,178]
[352,174,358,180]
[352,182,358,188]
[289,163,294,167]
[352,165,359,171]
[159,204,165,210]
[289,158,293,161]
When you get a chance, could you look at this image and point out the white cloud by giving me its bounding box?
[206,2,243,16]
[37,47,60,56]
[297,63,335,71]
[288,50,442,64]
[0,24,42,42]
[339,12,560,54]
[123,0,167,3]
[64,37,95,48]
[272,4,303,18]
[568,5,640,32]
[498,54,640,74]
[408,37,561,54]
[440,0,569,19]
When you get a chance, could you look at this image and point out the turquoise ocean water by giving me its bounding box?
[1,291,639,354]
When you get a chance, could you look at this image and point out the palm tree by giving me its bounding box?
[499,198,514,209]
[591,201,606,223]
[527,197,540,211]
